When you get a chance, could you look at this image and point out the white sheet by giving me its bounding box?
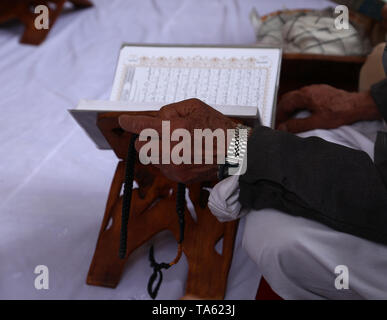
[0,0,333,299]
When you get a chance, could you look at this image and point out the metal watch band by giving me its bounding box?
[218,124,251,180]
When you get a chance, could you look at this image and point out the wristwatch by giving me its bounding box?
[218,124,251,180]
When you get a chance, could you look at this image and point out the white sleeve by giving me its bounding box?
[208,175,249,222]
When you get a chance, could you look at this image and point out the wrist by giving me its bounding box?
[354,91,382,121]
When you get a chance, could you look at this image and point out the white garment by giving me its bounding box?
[208,175,245,222]
[209,120,387,299]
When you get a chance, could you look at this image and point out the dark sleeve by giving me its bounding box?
[371,78,387,121]
[238,126,387,245]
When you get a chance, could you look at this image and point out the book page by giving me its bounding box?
[111,45,281,126]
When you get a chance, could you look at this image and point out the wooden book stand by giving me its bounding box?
[86,111,239,299]
[0,0,93,45]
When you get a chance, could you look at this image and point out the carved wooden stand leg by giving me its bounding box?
[87,160,238,299]
[0,0,93,45]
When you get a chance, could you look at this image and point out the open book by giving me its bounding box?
[70,44,282,149]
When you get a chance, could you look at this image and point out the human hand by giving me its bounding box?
[119,98,237,184]
[276,84,381,133]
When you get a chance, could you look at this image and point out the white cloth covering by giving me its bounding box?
[252,8,372,56]
[0,0,333,299]
[210,119,387,299]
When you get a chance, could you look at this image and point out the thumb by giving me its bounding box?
[276,91,311,124]
[119,115,163,135]
[277,116,323,133]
